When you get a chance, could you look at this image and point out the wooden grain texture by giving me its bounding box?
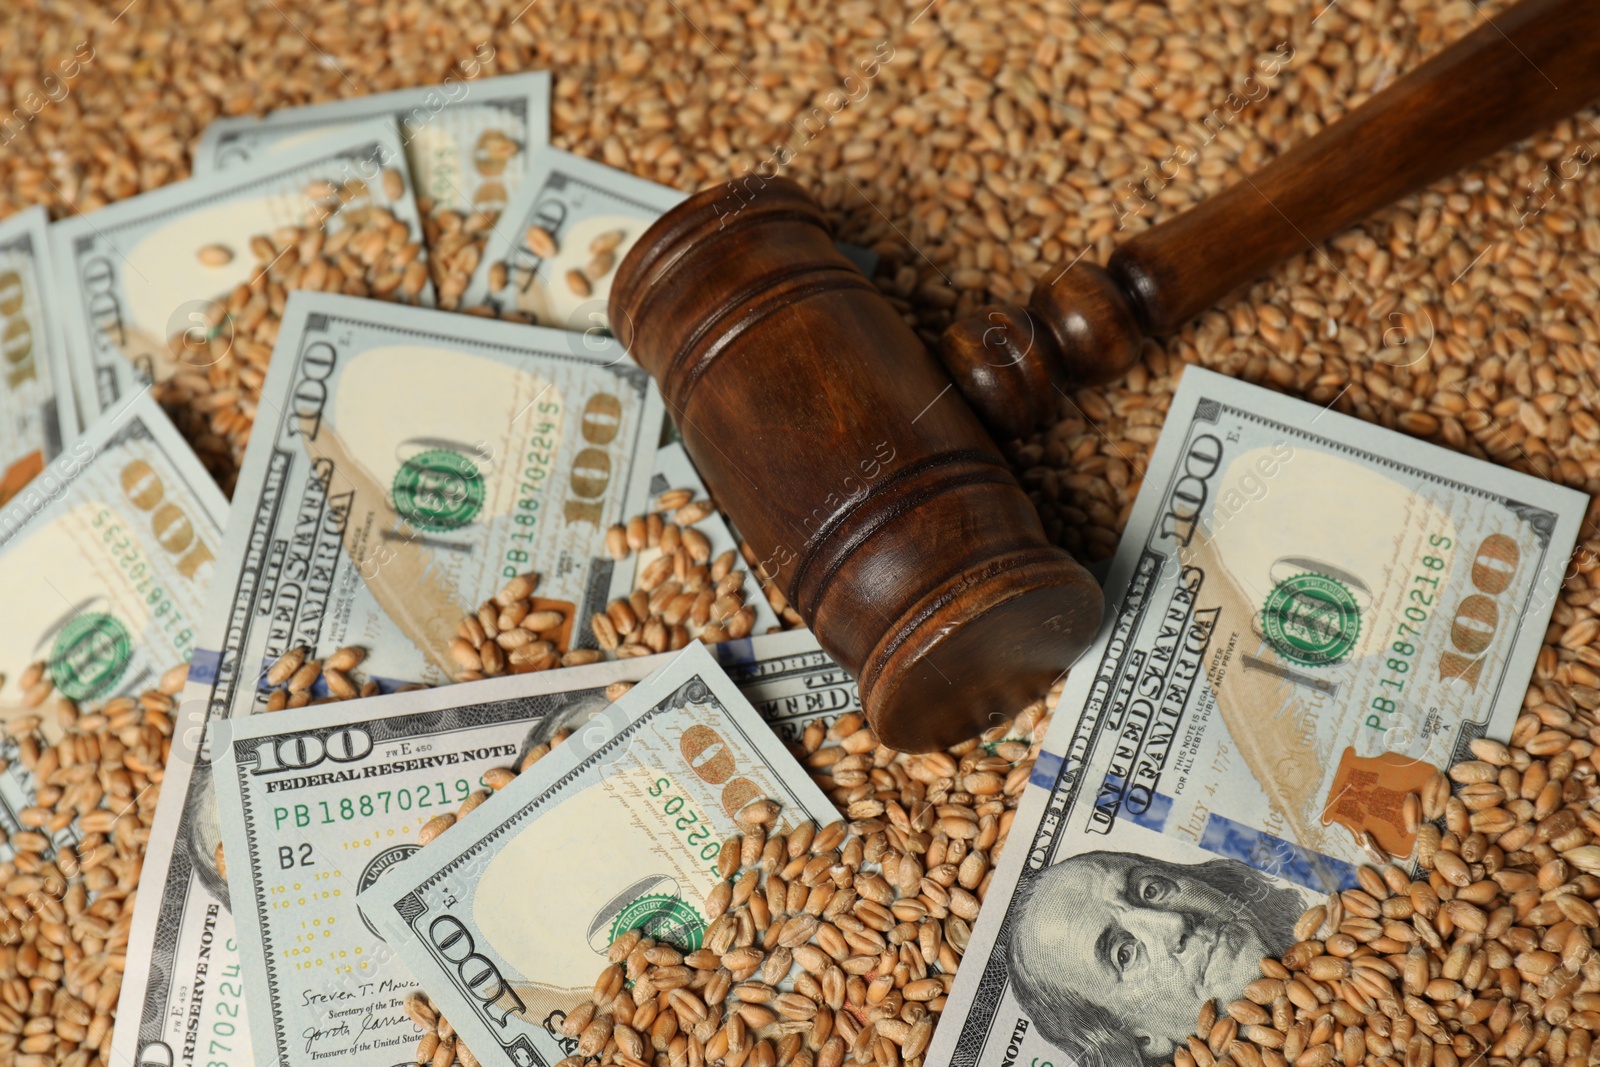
[612,178,1104,752]
[940,0,1600,441]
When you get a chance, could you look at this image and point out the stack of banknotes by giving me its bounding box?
[0,69,1588,1067]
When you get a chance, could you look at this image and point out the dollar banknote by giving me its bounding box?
[0,205,78,503]
[461,147,686,332]
[191,72,552,220]
[930,366,1586,1067]
[649,442,780,634]
[365,643,835,1067]
[714,627,856,739]
[51,118,428,420]
[112,290,665,1067]
[0,390,225,840]
[209,630,846,1067]
[459,147,884,333]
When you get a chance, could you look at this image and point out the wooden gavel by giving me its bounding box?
[613,0,1600,752]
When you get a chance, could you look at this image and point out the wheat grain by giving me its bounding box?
[6,0,1586,1062]
[525,226,558,259]
[0,664,189,1066]
[1164,663,1600,1067]
[151,182,426,491]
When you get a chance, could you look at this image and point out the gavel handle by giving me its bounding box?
[941,0,1600,440]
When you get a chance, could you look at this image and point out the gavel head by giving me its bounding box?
[611,175,1104,752]
[935,268,1147,443]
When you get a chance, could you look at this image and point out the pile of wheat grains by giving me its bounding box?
[1159,677,1600,1067]
[405,693,1060,1067]
[7,0,1600,1064]
[6,0,1599,558]
[0,663,188,1067]
[152,168,429,492]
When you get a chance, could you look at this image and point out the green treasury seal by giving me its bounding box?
[608,893,706,952]
[49,612,134,700]
[1261,572,1361,667]
[392,449,486,531]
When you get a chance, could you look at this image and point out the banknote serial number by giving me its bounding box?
[1368,534,1451,728]
[93,508,197,650]
[1371,533,1455,706]
[503,393,628,578]
[272,778,477,831]
[646,776,722,869]
[1369,532,1524,730]
[202,957,245,1067]
[512,412,560,527]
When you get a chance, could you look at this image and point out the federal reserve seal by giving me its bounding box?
[1261,573,1361,666]
[607,893,706,953]
[49,612,133,700]
[359,844,421,937]
[391,449,485,531]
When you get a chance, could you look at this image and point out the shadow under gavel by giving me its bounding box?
[612,0,1600,753]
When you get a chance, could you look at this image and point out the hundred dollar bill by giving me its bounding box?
[459,148,880,332]
[366,643,834,1067]
[648,442,780,634]
[931,366,1586,1067]
[209,631,845,1067]
[0,390,224,838]
[52,119,429,420]
[715,627,857,739]
[113,288,664,1067]
[0,205,78,503]
[462,147,685,332]
[192,72,552,220]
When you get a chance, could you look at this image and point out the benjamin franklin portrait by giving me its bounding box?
[1007,850,1305,1067]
